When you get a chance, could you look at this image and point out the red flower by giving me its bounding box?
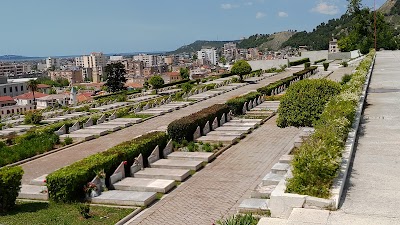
[43,179,46,183]
[123,161,128,165]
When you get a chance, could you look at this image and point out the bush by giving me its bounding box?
[0,166,23,212]
[181,82,193,93]
[226,92,261,115]
[167,104,230,142]
[289,58,310,67]
[46,131,168,202]
[314,59,326,64]
[341,61,349,67]
[24,111,43,125]
[216,214,259,225]
[64,136,73,145]
[286,50,375,198]
[277,79,341,128]
[257,76,296,96]
[293,66,318,76]
[304,62,311,68]
[340,74,352,85]
[323,62,330,71]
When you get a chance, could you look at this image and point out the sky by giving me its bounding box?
[0,0,385,56]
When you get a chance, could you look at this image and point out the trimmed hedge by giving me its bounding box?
[277,79,341,128]
[226,92,261,115]
[257,76,296,96]
[0,166,23,212]
[293,66,318,76]
[167,104,230,142]
[289,58,310,67]
[47,131,168,202]
[286,50,375,198]
[314,59,326,64]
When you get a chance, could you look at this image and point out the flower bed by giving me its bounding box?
[46,131,168,202]
[286,50,375,198]
[167,104,230,142]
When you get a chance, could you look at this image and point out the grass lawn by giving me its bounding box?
[0,201,133,225]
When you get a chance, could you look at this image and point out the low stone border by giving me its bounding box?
[115,207,143,225]
[268,55,376,219]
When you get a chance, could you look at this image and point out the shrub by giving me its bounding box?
[226,92,261,115]
[277,79,341,128]
[181,82,193,93]
[64,136,73,145]
[341,61,349,67]
[46,131,168,202]
[216,214,259,225]
[77,203,91,219]
[0,166,23,212]
[314,59,326,64]
[24,111,43,124]
[340,74,352,85]
[167,104,230,142]
[286,50,375,198]
[304,62,311,68]
[323,62,330,71]
[289,58,310,67]
[293,66,318,76]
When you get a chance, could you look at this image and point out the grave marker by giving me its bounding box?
[109,161,126,188]
[212,117,218,130]
[130,154,144,175]
[193,126,201,140]
[163,139,173,157]
[203,121,210,135]
[148,145,160,165]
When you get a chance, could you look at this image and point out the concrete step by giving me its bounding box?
[30,174,48,186]
[196,135,240,145]
[257,217,287,225]
[279,155,293,164]
[238,198,270,213]
[262,172,284,186]
[133,168,190,181]
[113,177,175,193]
[251,183,275,199]
[90,190,156,207]
[18,185,48,200]
[271,163,290,176]
[166,151,215,163]
[215,126,252,133]
[150,159,203,171]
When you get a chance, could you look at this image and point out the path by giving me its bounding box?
[328,51,400,224]
[21,70,298,184]
[126,117,300,225]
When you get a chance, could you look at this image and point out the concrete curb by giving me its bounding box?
[115,207,143,225]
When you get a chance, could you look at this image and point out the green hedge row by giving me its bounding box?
[167,104,230,142]
[226,92,261,115]
[257,76,297,96]
[47,131,168,202]
[293,66,318,76]
[276,79,341,128]
[162,79,195,88]
[289,58,310,67]
[286,50,375,198]
[0,166,23,212]
[314,59,326,64]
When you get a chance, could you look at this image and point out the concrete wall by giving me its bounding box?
[248,59,288,71]
[328,50,361,60]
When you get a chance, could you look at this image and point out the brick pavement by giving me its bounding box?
[21,70,299,184]
[126,117,300,225]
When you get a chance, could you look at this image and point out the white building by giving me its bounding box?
[75,52,107,83]
[110,56,124,61]
[36,94,70,109]
[133,54,158,67]
[329,39,339,53]
[0,76,28,97]
[197,48,218,65]
[46,57,60,69]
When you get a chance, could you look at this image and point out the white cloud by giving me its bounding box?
[311,2,339,15]
[278,11,288,17]
[256,12,266,19]
[221,3,239,10]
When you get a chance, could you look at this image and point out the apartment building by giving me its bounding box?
[0,63,30,76]
[0,76,28,97]
[197,48,218,65]
[75,52,107,83]
[133,54,158,67]
[46,57,60,69]
[223,42,237,62]
[49,69,83,84]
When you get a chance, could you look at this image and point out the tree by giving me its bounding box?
[179,68,190,80]
[219,56,227,65]
[347,0,362,15]
[181,82,193,93]
[230,60,252,81]
[104,62,127,93]
[192,54,198,60]
[27,79,39,110]
[148,75,165,91]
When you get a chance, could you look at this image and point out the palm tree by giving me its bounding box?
[27,79,39,110]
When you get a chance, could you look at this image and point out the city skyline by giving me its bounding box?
[0,0,383,56]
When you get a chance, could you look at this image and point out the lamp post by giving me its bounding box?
[374,0,377,50]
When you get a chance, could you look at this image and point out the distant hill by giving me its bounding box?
[0,55,43,61]
[168,40,237,55]
[379,0,400,29]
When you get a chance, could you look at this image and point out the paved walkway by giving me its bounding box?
[126,117,300,225]
[21,70,298,184]
[328,51,400,224]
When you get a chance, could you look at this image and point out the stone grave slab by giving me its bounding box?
[271,163,290,175]
[215,126,252,133]
[18,185,48,200]
[30,174,48,186]
[87,124,121,132]
[238,198,270,213]
[73,128,109,136]
[113,118,142,124]
[0,130,16,136]
[279,155,294,164]
[221,122,256,128]
[257,218,287,225]
[166,151,214,163]
[90,190,156,207]
[251,183,275,199]
[113,177,175,193]
[206,131,245,138]
[133,168,190,181]
[150,159,203,171]
[137,110,165,116]
[196,135,239,145]
[59,133,95,141]
[230,118,262,125]
[262,172,284,186]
